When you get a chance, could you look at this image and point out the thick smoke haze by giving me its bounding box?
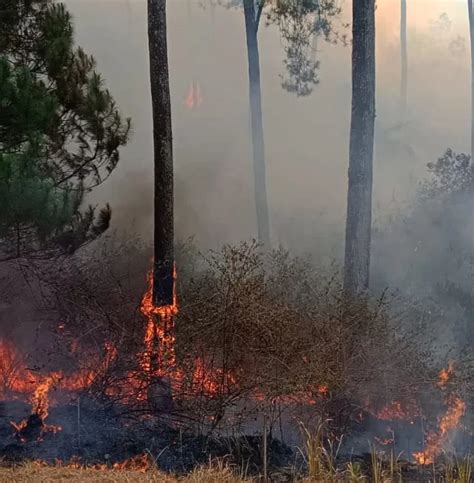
[64,0,471,261]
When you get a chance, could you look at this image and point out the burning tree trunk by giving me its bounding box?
[243,0,271,248]
[148,0,174,306]
[343,0,376,298]
[468,0,474,155]
[400,0,407,113]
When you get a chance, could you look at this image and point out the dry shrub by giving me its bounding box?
[174,241,431,431]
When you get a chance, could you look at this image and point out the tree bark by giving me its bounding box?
[400,0,407,112]
[468,0,474,156]
[343,0,376,298]
[243,0,271,248]
[148,0,174,306]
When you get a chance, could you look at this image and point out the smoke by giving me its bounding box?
[47,0,472,345]
[60,0,468,256]
[56,1,473,359]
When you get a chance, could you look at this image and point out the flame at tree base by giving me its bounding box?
[140,265,179,383]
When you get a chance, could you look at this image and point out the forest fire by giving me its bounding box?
[0,283,470,473]
[413,362,465,465]
[3,0,474,478]
[0,263,228,447]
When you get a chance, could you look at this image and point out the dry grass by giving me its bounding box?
[0,462,251,483]
[2,454,472,482]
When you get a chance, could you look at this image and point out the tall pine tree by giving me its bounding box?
[148,0,174,306]
[0,1,130,261]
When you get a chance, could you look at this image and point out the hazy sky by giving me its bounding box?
[63,0,471,256]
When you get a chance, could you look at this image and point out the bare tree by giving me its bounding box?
[148,0,174,305]
[343,0,376,298]
[243,0,271,247]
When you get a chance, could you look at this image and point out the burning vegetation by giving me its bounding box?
[413,362,466,465]
[0,239,471,480]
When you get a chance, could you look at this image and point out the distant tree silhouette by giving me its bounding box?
[216,0,344,247]
[243,0,271,247]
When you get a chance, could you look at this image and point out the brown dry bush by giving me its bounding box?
[173,240,432,433]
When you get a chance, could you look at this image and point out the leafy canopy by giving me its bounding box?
[215,0,346,96]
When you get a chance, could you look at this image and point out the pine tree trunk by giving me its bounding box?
[243,0,271,248]
[343,0,376,298]
[400,0,407,112]
[468,0,474,156]
[148,0,174,306]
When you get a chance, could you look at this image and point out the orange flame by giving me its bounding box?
[27,454,152,472]
[191,357,238,397]
[376,400,421,421]
[374,436,395,446]
[413,397,465,465]
[111,453,151,472]
[11,374,62,440]
[437,360,455,389]
[31,376,54,421]
[413,362,465,465]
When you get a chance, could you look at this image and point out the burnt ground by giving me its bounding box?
[0,399,295,474]
[0,399,472,480]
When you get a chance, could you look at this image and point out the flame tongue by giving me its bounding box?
[32,376,54,421]
[11,374,62,442]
